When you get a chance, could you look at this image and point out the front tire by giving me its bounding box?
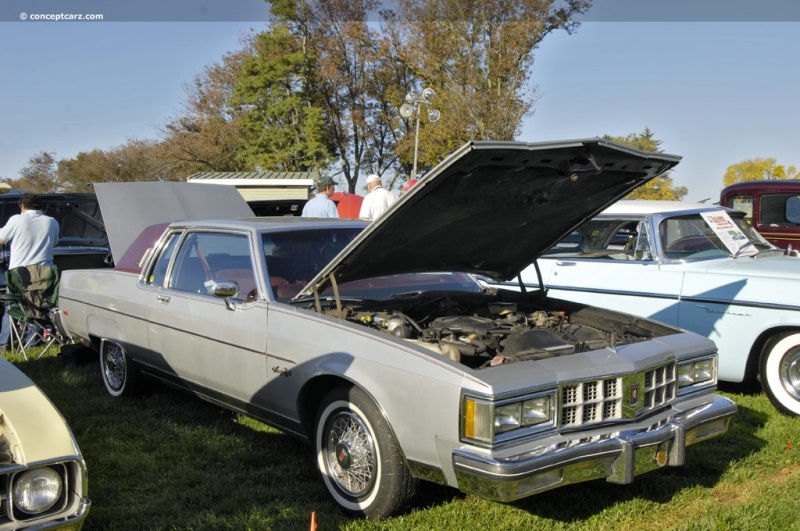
[760,332,800,416]
[100,340,139,397]
[315,385,417,519]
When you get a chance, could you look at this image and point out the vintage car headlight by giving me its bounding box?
[464,393,554,444]
[13,467,63,514]
[678,355,717,389]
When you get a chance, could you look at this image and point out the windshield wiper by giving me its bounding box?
[731,240,756,258]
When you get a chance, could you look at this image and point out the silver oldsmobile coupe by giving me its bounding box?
[0,358,90,529]
[56,140,737,519]
[485,200,800,417]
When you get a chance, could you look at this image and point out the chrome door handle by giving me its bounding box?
[156,295,171,303]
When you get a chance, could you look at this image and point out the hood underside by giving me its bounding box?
[305,139,680,294]
[95,182,253,261]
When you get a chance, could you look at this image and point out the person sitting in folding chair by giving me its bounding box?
[0,193,59,355]
[1,265,61,358]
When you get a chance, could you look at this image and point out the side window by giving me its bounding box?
[729,194,753,224]
[759,194,788,226]
[786,196,800,225]
[147,232,180,287]
[169,232,256,300]
[545,220,640,260]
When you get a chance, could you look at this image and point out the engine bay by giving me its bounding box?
[321,290,677,369]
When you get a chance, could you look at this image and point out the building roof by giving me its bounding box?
[187,171,314,186]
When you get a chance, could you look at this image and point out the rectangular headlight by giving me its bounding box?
[495,403,522,434]
[522,396,551,426]
[463,392,554,445]
[678,356,717,388]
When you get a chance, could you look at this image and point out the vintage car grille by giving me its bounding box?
[561,378,622,427]
[644,362,677,408]
[560,362,677,428]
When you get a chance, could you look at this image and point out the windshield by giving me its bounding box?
[543,210,776,262]
[659,210,774,260]
[262,229,481,302]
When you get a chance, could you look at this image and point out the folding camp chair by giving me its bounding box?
[0,265,62,359]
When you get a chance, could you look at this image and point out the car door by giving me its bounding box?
[145,230,269,410]
[526,218,686,325]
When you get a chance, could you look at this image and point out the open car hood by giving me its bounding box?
[302,139,680,295]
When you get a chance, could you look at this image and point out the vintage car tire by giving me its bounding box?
[760,332,800,416]
[315,385,417,519]
[100,340,139,397]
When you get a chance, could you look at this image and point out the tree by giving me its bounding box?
[388,0,592,173]
[604,128,688,201]
[7,151,60,193]
[269,0,401,192]
[231,22,331,174]
[723,158,799,187]
[161,49,251,175]
[57,139,177,192]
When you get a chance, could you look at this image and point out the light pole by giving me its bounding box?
[400,88,440,181]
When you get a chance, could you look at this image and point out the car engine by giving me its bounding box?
[324,291,674,369]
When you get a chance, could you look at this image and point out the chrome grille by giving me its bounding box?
[644,362,677,410]
[561,378,623,427]
[560,362,677,428]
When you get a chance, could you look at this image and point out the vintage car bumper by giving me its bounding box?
[452,394,737,502]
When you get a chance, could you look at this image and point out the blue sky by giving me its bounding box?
[1,1,799,202]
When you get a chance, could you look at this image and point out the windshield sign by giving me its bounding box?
[699,211,758,257]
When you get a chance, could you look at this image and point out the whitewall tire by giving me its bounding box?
[760,332,800,416]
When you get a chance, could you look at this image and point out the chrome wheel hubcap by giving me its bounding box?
[780,347,800,401]
[325,411,376,497]
[103,344,125,390]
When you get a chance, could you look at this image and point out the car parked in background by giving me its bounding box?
[0,192,111,285]
[486,200,800,416]
[720,179,800,252]
[0,357,90,528]
[56,141,736,519]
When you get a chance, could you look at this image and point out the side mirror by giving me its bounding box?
[207,280,240,310]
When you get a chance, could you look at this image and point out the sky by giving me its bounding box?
[1,1,800,203]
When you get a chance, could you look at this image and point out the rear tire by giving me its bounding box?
[315,385,417,519]
[100,340,139,397]
[760,332,800,416]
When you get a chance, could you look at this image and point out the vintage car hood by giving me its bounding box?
[304,139,680,294]
[0,358,79,464]
[94,182,253,261]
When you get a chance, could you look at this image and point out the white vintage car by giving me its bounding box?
[490,200,800,416]
[55,140,736,519]
[0,358,90,529]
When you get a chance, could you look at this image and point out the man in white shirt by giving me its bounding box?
[0,193,60,350]
[359,174,398,221]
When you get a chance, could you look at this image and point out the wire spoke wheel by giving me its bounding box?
[102,342,126,391]
[325,411,377,497]
[100,340,138,397]
[315,385,417,519]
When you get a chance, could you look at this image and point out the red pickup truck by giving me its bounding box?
[720,180,800,252]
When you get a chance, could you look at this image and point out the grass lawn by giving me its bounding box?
[9,346,800,530]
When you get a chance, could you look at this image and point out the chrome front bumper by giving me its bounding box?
[452,394,737,502]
